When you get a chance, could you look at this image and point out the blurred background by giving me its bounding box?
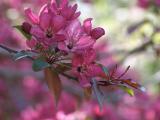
[0,0,160,120]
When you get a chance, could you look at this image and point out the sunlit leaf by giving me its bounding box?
[44,67,62,106]
[92,79,104,110]
[13,51,36,61]
[120,86,134,96]
[32,59,50,72]
[14,25,31,40]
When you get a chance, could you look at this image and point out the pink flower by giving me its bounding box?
[58,20,95,52]
[25,5,66,46]
[50,0,80,21]
[83,18,105,40]
[72,49,103,87]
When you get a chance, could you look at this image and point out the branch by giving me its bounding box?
[0,44,18,54]
[118,38,153,65]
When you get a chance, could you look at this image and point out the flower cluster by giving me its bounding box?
[14,0,143,107]
[23,0,105,88]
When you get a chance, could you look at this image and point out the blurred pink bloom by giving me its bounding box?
[18,103,55,120]
[0,19,13,43]
[138,0,150,9]
[58,93,77,114]
[72,49,103,87]
[18,92,78,120]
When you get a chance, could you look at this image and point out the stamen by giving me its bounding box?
[67,44,73,49]
[117,65,130,79]
[77,66,82,72]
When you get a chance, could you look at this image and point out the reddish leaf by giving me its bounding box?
[83,86,92,100]
[122,79,140,89]
[44,67,62,105]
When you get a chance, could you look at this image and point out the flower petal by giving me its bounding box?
[52,15,66,33]
[54,34,66,42]
[88,64,104,77]
[83,18,92,34]
[61,7,72,20]
[75,36,95,50]
[39,12,51,30]
[30,26,44,39]
[24,8,38,24]
[58,42,67,51]
[60,0,68,8]
[66,20,81,38]
[84,49,96,64]
[72,11,81,19]
[50,0,58,14]
[38,4,48,16]
[72,54,84,67]
[91,27,105,39]
[71,4,78,15]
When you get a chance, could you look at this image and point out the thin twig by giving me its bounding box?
[0,44,18,54]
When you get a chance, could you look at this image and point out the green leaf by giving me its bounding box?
[14,25,31,40]
[32,59,50,72]
[121,86,134,96]
[44,67,62,106]
[13,51,36,61]
[92,79,104,110]
[102,65,109,75]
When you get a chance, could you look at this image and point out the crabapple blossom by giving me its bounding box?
[50,0,80,20]
[72,49,103,87]
[58,19,95,52]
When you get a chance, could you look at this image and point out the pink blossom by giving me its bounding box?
[50,0,80,21]
[72,49,103,87]
[25,5,66,46]
[58,20,95,52]
[83,18,105,40]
